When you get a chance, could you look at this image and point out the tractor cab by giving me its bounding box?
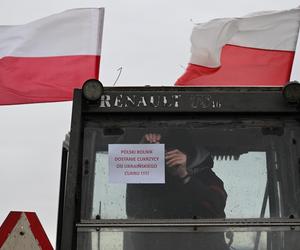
[56,80,300,250]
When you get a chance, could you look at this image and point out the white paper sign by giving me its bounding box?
[108,144,165,183]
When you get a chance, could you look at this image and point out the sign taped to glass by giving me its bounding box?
[108,144,165,183]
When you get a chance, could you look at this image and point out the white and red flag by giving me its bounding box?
[176,7,300,87]
[0,8,104,105]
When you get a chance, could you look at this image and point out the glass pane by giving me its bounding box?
[92,151,269,219]
[82,119,300,220]
[93,152,126,219]
[213,152,269,218]
[77,227,300,250]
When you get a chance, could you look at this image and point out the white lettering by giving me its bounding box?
[149,96,160,108]
[173,95,181,108]
[114,94,123,107]
[137,96,147,107]
[125,95,136,107]
[100,95,111,107]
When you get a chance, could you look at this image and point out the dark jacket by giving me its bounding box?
[126,156,227,219]
[124,129,228,250]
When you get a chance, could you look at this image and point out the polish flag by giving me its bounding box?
[0,8,104,105]
[176,7,300,87]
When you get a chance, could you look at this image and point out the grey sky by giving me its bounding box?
[0,0,299,246]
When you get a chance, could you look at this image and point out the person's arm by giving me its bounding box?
[165,147,227,216]
[138,133,227,217]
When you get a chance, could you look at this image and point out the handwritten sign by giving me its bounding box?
[108,144,165,183]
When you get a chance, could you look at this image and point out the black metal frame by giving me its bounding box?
[57,86,300,250]
[57,91,83,250]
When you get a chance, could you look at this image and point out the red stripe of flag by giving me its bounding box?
[0,55,100,105]
[176,45,294,86]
